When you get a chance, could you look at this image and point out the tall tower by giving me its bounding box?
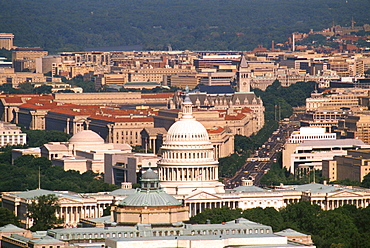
[237,55,251,92]
[157,91,225,195]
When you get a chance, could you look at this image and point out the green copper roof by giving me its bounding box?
[28,235,64,244]
[118,188,181,207]
[233,185,265,192]
[275,228,308,237]
[9,188,83,200]
[142,168,159,180]
[0,224,25,232]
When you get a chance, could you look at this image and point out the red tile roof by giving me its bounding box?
[88,115,154,123]
[0,97,24,103]
[224,113,246,120]
[19,102,77,110]
[207,127,225,134]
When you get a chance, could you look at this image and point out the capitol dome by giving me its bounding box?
[166,118,210,144]
[69,130,105,144]
[157,90,225,195]
[164,94,211,146]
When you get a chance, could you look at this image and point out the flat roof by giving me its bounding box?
[297,139,369,148]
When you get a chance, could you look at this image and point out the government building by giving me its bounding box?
[3,91,370,231]
[0,170,315,248]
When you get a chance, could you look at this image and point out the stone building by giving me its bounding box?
[0,33,14,50]
[323,149,370,182]
[0,121,26,147]
[0,70,52,88]
[1,188,118,229]
[88,115,155,146]
[12,130,132,174]
[112,169,189,224]
[17,101,79,130]
[12,48,48,72]
[335,114,370,144]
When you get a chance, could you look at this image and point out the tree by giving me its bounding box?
[190,206,242,224]
[33,85,52,94]
[0,207,21,227]
[361,173,370,188]
[64,75,96,92]
[18,82,34,94]
[242,207,284,231]
[312,211,358,248]
[280,201,322,234]
[24,130,71,147]
[27,194,63,231]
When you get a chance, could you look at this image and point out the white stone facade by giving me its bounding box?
[0,122,26,147]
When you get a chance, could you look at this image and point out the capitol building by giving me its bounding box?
[153,90,370,216]
[157,92,225,195]
[3,89,370,230]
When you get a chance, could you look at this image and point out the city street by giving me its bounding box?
[226,119,297,188]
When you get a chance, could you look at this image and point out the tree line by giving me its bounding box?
[190,201,370,248]
[1,0,369,52]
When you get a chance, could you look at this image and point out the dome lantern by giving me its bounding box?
[140,168,160,190]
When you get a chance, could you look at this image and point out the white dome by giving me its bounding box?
[164,93,210,145]
[69,130,105,144]
[165,118,210,145]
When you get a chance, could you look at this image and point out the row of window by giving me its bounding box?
[189,228,270,236]
[60,231,139,240]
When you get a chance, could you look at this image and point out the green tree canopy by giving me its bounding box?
[23,130,72,147]
[242,207,284,231]
[63,75,96,92]
[189,206,242,224]
[0,154,119,193]
[33,85,52,94]
[280,201,322,234]
[0,207,21,227]
[27,194,63,231]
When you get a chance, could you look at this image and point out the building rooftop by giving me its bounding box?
[297,139,369,148]
[7,188,84,200]
[118,188,181,207]
[278,183,358,194]
[232,185,265,192]
[0,224,25,232]
[275,228,309,237]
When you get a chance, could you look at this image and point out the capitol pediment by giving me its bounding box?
[329,190,364,198]
[185,191,221,200]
